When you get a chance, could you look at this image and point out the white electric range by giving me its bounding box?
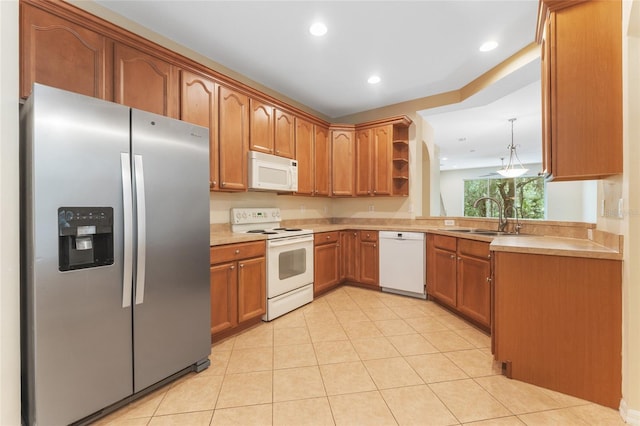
[230,208,314,321]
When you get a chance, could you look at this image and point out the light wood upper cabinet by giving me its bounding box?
[538,0,622,180]
[218,85,249,191]
[331,128,355,197]
[355,129,373,196]
[295,117,314,195]
[275,109,295,158]
[113,43,179,118]
[180,70,219,191]
[20,2,108,99]
[249,99,275,154]
[249,99,295,159]
[314,125,331,196]
[355,125,393,196]
[373,125,393,195]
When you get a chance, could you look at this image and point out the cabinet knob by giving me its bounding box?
[326,235,331,239]
[353,232,357,236]
[373,244,377,248]
[230,265,235,270]
[486,277,492,283]
[239,263,244,268]
[450,254,455,259]
[235,249,240,254]
[457,257,462,261]
[221,181,226,187]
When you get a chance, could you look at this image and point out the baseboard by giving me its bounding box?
[620,399,640,425]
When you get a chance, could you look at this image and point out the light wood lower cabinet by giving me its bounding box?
[340,231,359,282]
[358,231,379,287]
[210,241,266,340]
[338,230,378,288]
[493,251,621,409]
[427,234,491,330]
[313,231,340,296]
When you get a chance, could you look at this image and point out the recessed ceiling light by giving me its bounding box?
[309,22,327,37]
[367,75,381,84]
[479,40,498,52]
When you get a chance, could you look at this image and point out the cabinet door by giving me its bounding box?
[340,231,359,281]
[180,70,218,190]
[331,130,355,196]
[275,109,295,158]
[540,19,552,178]
[249,99,274,154]
[546,0,622,180]
[237,256,266,323]
[457,254,491,328]
[355,129,372,196]
[295,117,314,195]
[373,125,393,195]
[314,125,331,196]
[314,242,340,295]
[431,247,457,308]
[359,240,378,287]
[210,262,238,335]
[20,3,108,99]
[218,85,249,191]
[113,43,178,118]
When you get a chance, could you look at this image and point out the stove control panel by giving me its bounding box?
[230,207,281,225]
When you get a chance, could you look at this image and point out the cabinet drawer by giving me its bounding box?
[211,241,266,264]
[433,234,456,251]
[458,238,490,259]
[360,230,378,242]
[315,231,340,245]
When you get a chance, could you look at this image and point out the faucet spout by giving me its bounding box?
[473,197,508,232]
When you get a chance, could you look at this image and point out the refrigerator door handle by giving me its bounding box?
[121,153,134,308]
[134,154,147,305]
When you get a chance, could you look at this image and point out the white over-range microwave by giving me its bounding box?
[248,150,298,192]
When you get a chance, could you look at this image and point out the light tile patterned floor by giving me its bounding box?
[96,286,624,425]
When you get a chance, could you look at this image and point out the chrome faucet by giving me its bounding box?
[473,197,508,232]
[504,205,522,234]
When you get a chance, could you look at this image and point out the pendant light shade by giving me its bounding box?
[497,118,528,178]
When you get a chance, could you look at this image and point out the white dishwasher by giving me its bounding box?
[379,231,426,299]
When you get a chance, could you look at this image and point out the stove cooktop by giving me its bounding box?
[230,208,312,239]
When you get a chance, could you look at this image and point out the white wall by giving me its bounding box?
[440,164,597,222]
[0,0,21,424]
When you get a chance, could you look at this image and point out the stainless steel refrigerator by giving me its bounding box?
[21,84,211,425]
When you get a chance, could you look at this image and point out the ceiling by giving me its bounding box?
[93,0,542,170]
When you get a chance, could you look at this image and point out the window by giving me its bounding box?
[464,176,545,219]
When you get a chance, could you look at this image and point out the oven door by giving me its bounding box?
[267,234,314,298]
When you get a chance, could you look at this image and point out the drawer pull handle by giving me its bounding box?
[235,249,240,254]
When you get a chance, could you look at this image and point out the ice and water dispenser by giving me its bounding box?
[58,207,114,271]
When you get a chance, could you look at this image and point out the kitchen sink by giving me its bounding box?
[438,228,527,236]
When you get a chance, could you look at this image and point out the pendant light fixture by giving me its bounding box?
[497,118,528,178]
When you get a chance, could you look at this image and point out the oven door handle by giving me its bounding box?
[267,235,314,247]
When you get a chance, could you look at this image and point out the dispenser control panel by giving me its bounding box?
[58,207,114,271]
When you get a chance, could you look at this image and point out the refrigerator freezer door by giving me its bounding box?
[130,109,211,392]
[22,84,134,425]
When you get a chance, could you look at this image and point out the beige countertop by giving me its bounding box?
[210,223,622,260]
